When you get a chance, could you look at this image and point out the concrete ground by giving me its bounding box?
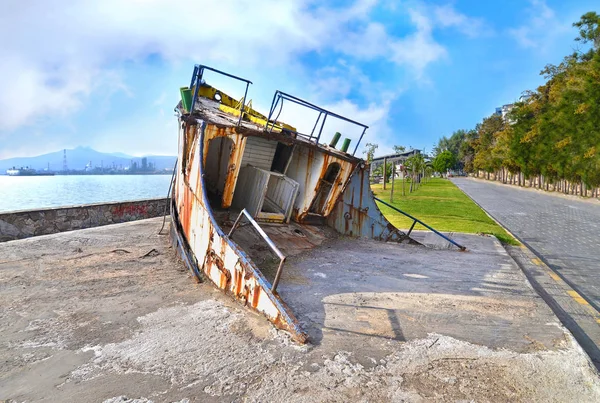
[452,177,600,367]
[1,218,599,402]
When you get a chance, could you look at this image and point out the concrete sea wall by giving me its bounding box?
[0,198,168,242]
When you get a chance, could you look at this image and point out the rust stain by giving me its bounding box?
[235,268,243,296]
[175,115,388,344]
[207,250,231,289]
[222,133,246,208]
[251,285,261,308]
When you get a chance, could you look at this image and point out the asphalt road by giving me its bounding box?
[452,178,600,310]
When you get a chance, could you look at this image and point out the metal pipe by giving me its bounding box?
[228,210,286,259]
[329,132,341,148]
[190,68,202,114]
[189,65,198,88]
[340,138,351,153]
[158,157,178,235]
[238,82,250,126]
[265,93,281,132]
[276,91,368,127]
[353,127,367,155]
[228,209,288,290]
[407,220,416,237]
[310,111,323,138]
[196,64,253,85]
[271,258,287,292]
[374,197,466,251]
[317,113,327,143]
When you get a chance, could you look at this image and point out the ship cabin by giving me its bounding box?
[171,65,410,342]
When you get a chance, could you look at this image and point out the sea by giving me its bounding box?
[0,175,173,213]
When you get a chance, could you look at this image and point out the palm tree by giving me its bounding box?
[405,154,425,192]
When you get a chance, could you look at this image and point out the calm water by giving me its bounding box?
[0,175,172,213]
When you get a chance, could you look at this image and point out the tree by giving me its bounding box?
[373,162,393,182]
[574,11,600,53]
[432,150,457,177]
[428,12,600,196]
[405,153,426,192]
[393,145,406,154]
[364,143,378,163]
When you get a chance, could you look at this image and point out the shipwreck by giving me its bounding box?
[170,65,462,343]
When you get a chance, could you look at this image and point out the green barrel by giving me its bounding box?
[329,132,341,148]
[340,138,351,153]
[180,87,193,113]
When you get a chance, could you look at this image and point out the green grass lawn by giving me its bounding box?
[372,178,518,245]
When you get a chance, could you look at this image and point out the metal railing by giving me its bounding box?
[189,64,253,126]
[374,197,466,251]
[265,90,368,155]
[228,209,287,291]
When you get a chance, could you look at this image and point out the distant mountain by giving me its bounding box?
[107,152,134,159]
[0,147,177,173]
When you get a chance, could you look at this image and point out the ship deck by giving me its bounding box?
[191,97,361,163]
[2,218,598,401]
[216,213,569,352]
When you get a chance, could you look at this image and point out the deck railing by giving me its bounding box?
[374,197,466,251]
[228,209,287,291]
[265,90,368,155]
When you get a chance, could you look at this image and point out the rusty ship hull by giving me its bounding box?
[170,65,409,342]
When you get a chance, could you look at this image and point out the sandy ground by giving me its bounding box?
[1,218,599,402]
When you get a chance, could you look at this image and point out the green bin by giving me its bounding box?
[180,87,193,113]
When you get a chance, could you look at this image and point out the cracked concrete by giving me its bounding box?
[1,218,599,402]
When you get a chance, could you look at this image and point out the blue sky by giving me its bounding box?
[0,0,597,159]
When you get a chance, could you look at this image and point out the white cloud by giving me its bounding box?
[508,0,569,50]
[0,0,487,157]
[333,4,485,75]
[432,4,488,37]
[0,0,334,132]
[388,9,448,74]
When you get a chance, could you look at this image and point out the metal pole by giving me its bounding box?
[189,65,199,88]
[228,209,246,237]
[310,112,322,138]
[265,92,280,132]
[190,67,202,114]
[316,113,327,143]
[271,258,287,292]
[228,209,288,290]
[383,157,387,190]
[406,220,417,237]
[353,127,367,155]
[390,163,395,202]
[374,197,466,251]
[238,82,250,126]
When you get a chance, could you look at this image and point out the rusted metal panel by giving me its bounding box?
[171,119,307,343]
[232,166,269,217]
[285,146,357,222]
[265,174,299,223]
[240,136,277,170]
[198,124,247,209]
[327,163,407,242]
[232,166,299,224]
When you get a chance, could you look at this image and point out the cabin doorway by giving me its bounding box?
[309,162,341,215]
[270,143,294,174]
[205,136,234,208]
